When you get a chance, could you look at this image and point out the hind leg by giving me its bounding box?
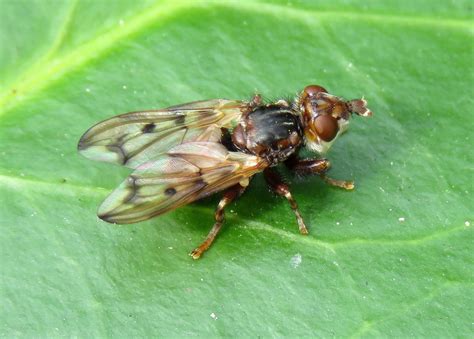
[189,183,247,259]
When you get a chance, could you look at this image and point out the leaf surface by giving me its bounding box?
[1,1,472,336]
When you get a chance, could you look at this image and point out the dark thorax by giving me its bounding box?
[231,103,304,165]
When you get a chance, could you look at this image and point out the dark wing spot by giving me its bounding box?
[106,144,129,165]
[175,114,186,125]
[195,178,206,187]
[142,123,156,133]
[165,187,177,196]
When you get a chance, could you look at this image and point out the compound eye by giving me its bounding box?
[313,115,339,141]
[303,85,328,98]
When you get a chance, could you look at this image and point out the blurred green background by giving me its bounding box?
[1,0,473,337]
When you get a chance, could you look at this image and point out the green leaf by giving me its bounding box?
[1,0,472,336]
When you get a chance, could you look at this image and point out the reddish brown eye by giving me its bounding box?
[301,85,329,122]
[303,85,328,98]
[313,115,339,141]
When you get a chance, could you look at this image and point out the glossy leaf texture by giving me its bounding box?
[1,0,472,336]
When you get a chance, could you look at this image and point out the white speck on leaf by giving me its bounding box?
[465,221,470,227]
[290,253,302,268]
[122,85,127,90]
[210,312,217,320]
[399,217,405,222]
[85,88,91,93]
[168,246,173,250]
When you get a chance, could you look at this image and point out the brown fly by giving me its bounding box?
[78,85,372,259]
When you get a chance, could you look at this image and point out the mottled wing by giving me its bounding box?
[98,142,268,224]
[78,99,248,168]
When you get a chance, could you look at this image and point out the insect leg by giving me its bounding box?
[285,156,354,190]
[189,183,247,259]
[263,168,308,235]
[320,174,354,190]
[250,93,262,108]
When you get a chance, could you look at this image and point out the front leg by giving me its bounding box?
[263,168,308,235]
[285,155,354,190]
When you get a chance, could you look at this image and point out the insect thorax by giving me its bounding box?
[231,105,304,165]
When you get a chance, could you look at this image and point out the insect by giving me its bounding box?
[78,85,372,259]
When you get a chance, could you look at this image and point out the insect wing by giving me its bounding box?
[78,99,248,168]
[98,142,268,224]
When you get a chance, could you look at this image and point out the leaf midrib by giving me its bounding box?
[1,171,467,249]
[0,1,471,116]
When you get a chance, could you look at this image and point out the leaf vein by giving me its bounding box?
[1,172,469,248]
[0,1,471,115]
[350,282,465,338]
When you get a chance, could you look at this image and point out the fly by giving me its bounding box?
[78,85,372,259]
